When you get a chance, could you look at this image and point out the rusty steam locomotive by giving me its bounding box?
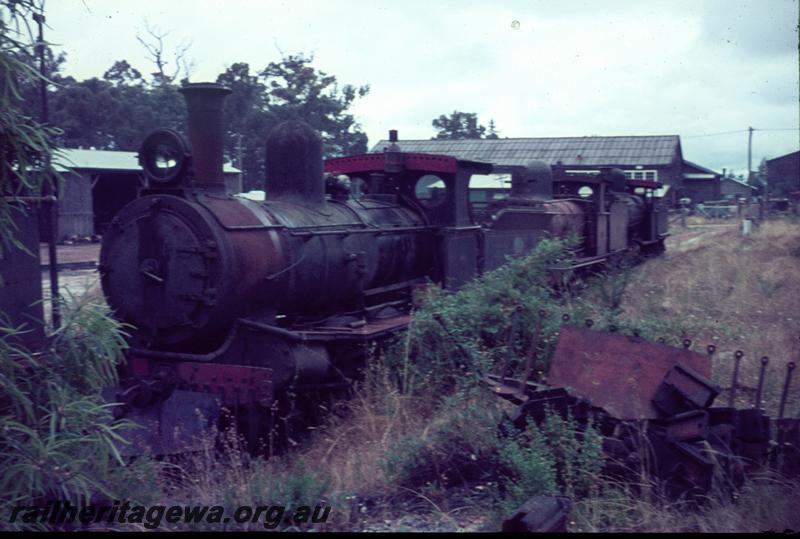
[100,83,668,452]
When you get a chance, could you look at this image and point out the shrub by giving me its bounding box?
[382,390,503,489]
[0,297,133,530]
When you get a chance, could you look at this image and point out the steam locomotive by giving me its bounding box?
[100,83,668,452]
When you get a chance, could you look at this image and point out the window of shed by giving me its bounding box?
[624,170,658,181]
[415,175,447,207]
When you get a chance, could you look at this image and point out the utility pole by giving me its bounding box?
[237,133,244,193]
[747,126,753,176]
[33,9,60,329]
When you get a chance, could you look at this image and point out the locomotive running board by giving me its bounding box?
[241,314,412,343]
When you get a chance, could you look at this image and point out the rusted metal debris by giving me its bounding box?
[546,325,713,420]
[490,322,800,500]
[502,496,571,533]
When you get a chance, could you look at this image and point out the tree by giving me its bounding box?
[216,62,275,189]
[215,54,370,191]
[486,119,499,139]
[260,53,369,158]
[135,20,193,87]
[432,111,487,140]
[103,59,144,87]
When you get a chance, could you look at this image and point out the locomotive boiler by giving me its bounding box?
[100,83,668,452]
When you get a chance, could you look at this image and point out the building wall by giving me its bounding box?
[224,172,243,194]
[766,151,800,195]
[720,179,754,198]
[93,172,143,234]
[58,170,94,240]
[683,179,719,203]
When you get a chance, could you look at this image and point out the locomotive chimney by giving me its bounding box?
[179,83,231,189]
[264,121,325,204]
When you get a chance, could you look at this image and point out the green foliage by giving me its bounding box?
[539,413,604,498]
[432,111,493,140]
[593,252,639,320]
[389,238,577,396]
[382,390,502,489]
[0,296,134,529]
[217,54,369,190]
[381,392,604,518]
[0,0,61,249]
[496,420,558,511]
[15,48,369,194]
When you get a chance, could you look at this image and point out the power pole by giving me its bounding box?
[237,133,244,193]
[33,9,60,329]
[747,126,753,175]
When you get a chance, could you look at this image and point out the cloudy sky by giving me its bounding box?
[44,0,798,174]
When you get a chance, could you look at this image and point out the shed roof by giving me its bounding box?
[371,135,681,167]
[683,160,719,177]
[766,150,799,164]
[721,176,757,190]
[53,148,240,174]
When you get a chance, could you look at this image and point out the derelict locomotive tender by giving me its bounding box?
[100,83,668,450]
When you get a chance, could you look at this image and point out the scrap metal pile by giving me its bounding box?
[486,315,799,499]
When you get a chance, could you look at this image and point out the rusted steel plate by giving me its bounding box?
[664,410,709,442]
[547,326,712,419]
[176,362,275,406]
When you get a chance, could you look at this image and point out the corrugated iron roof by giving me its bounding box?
[721,176,757,190]
[371,136,681,167]
[53,148,240,174]
[683,160,719,176]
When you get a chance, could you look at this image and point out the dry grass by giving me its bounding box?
[621,217,800,415]
[572,473,800,532]
[293,360,436,497]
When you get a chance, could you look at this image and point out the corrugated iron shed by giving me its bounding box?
[371,136,681,168]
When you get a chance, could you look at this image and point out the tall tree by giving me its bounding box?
[135,20,193,87]
[216,62,275,190]
[486,119,499,139]
[215,54,370,190]
[103,59,144,87]
[432,111,487,140]
[260,53,369,158]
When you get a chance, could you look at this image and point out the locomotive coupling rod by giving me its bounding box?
[754,356,769,410]
[778,362,796,420]
[729,350,743,406]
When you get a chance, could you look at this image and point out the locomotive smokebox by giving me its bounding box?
[511,160,553,200]
[265,121,325,204]
[179,83,231,188]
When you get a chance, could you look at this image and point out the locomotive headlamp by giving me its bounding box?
[139,128,190,186]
